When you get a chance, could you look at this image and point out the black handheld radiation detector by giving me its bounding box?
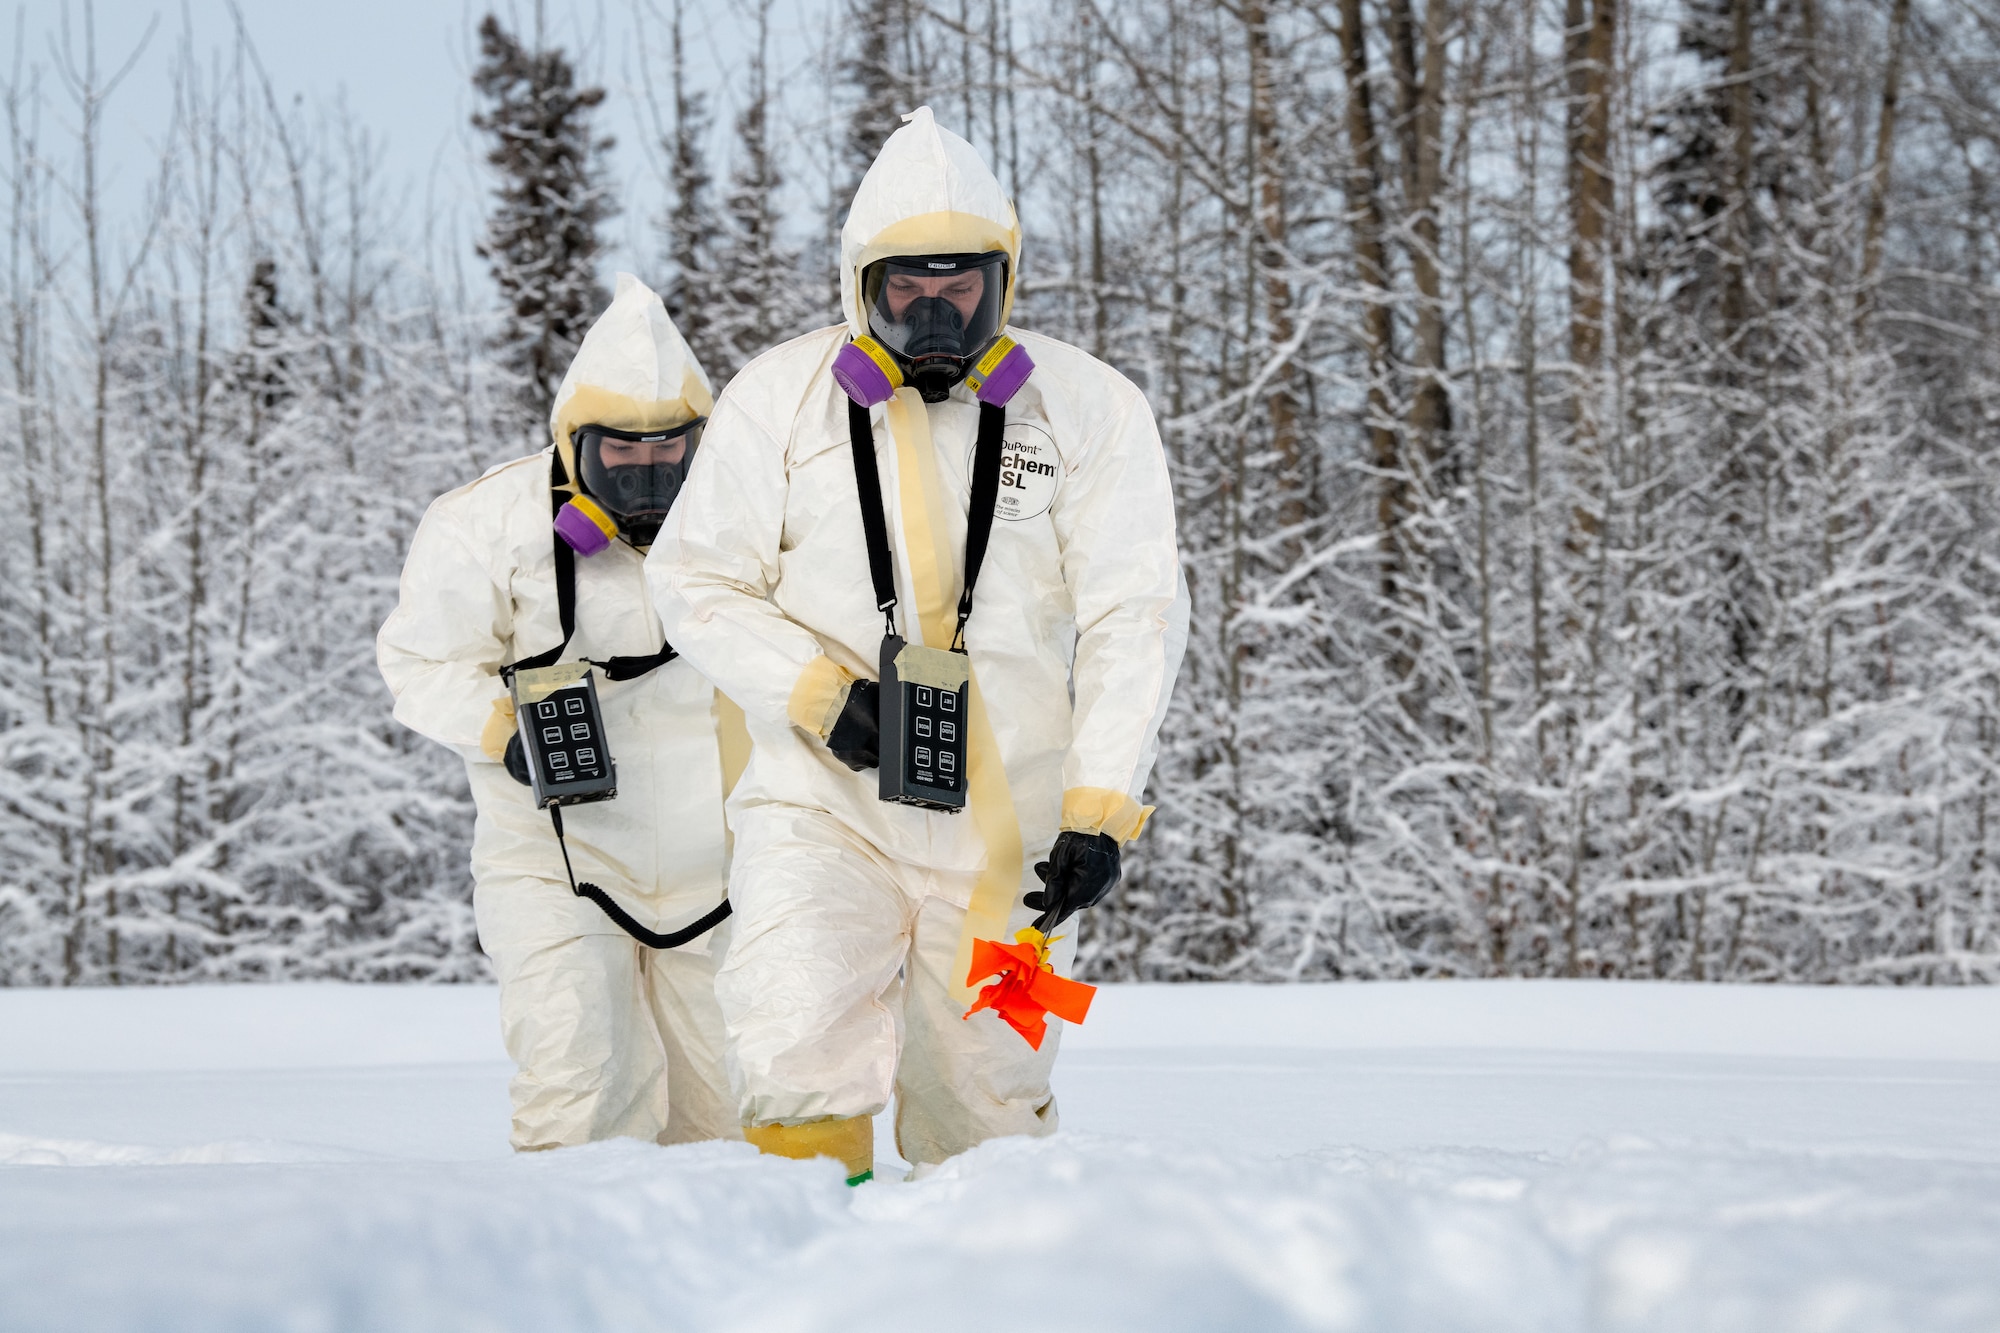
[879,636,970,812]
[509,662,618,810]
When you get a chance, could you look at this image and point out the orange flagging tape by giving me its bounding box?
[962,928,1097,1049]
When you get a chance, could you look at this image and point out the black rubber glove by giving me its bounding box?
[826,680,881,772]
[503,732,532,786]
[1024,831,1122,930]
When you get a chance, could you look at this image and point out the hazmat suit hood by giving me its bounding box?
[550,273,714,485]
[840,106,1022,341]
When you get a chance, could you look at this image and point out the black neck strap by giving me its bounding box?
[500,452,678,684]
[848,400,900,637]
[958,404,1007,647]
[848,398,1007,650]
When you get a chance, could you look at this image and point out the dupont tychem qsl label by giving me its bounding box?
[970,421,1060,521]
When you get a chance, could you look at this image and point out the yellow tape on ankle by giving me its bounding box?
[743,1115,874,1181]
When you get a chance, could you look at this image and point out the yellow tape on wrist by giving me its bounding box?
[788,656,857,740]
[480,696,517,761]
[885,388,1025,1006]
[1060,786,1154,844]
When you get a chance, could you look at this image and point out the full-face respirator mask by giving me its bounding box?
[553,418,705,555]
[831,251,1034,408]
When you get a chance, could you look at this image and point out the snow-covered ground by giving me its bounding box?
[2,982,1997,1331]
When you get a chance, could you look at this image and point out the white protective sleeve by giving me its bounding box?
[649,391,832,729]
[377,500,513,754]
[1048,377,1190,803]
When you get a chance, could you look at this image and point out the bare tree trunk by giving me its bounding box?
[1083,4,1108,359]
[985,0,1005,188]
[1553,0,1619,975]
[1215,7,1249,956]
[1565,0,1615,543]
[1722,0,1754,340]
[665,0,710,356]
[1798,0,1827,187]
[959,0,976,132]
[1451,32,1508,966]
[87,43,118,984]
[1714,0,1761,731]
[1856,0,1912,321]
[1335,0,1406,642]
[52,1,162,982]
[1245,0,1301,535]
[4,63,55,730]
[1497,0,1561,965]
[167,45,228,974]
[1386,0,1452,466]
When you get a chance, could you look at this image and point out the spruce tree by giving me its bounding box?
[659,0,720,371]
[238,257,290,413]
[840,0,912,199]
[471,13,615,430]
[702,0,821,381]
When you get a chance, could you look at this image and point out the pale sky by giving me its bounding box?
[3,0,839,291]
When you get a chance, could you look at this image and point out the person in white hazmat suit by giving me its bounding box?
[648,108,1188,1183]
[378,275,745,1153]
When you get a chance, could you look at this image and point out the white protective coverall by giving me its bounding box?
[648,108,1189,1168]
[379,274,745,1152]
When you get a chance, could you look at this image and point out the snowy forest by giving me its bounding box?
[2,0,1998,986]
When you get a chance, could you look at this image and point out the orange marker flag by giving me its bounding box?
[963,927,1097,1050]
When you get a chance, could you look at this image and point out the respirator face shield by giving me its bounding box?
[862,251,1009,402]
[573,418,704,547]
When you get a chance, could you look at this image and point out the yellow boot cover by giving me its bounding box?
[743,1116,874,1185]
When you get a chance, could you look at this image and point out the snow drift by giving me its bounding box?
[2,981,1997,1331]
